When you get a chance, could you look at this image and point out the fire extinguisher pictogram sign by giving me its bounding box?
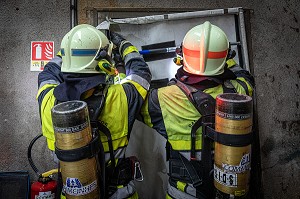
[31,41,54,71]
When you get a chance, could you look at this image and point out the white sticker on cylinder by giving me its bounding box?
[64,178,97,196]
[214,165,238,187]
[222,153,251,173]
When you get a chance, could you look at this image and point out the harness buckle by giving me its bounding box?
[134,161,144,182]
[129,156,144,182]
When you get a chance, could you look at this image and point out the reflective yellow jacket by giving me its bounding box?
[37,54,151,162]
[140,60,254,157]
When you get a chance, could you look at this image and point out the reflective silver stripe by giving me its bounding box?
[167,182,197,199]
[124,52,144,64]
[108,181,136,199]
[104,147,126,163]
[39,80,60,90]
[50,56,62,66]
[121,74,150,90]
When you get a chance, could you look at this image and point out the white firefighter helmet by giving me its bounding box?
[182,21,229,76]
[60,24,114,73]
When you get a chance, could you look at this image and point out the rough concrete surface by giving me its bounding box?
[0,0,70,185]
[0,0,299,199]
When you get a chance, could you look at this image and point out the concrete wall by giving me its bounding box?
[1,0,299,199]
[0,0,70,180]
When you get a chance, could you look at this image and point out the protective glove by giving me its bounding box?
[113,52,125,74]
[110,32,139,59]
[110,31,126,50]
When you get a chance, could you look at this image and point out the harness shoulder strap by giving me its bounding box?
[84,86,114,199]
[173,79,215,155]
[174,79,217,198]
[84,86,115,166]
[223,80,237,93]
[169,79,213,191]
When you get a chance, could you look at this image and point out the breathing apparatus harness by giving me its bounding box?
[167,78,217,199]
[69,55,143,196]
[167,50,254,198]
[167,50,245,198]
[83,84,143,198]
[92,46,144,196]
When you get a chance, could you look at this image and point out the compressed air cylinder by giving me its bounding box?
[214,93,253,197]
[52,101,99,199]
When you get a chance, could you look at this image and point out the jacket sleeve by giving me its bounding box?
[119,42,152,91]
[117,43,152,134]
[139,88,168,139]
[37,55,63,107]
[226,59,255,96]
[36,55,63,151]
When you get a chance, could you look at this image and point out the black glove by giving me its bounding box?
[113,52,125,74]
[110,31,137,60]
[110,31,126,49]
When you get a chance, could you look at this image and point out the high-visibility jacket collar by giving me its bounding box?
[53,73,106,101]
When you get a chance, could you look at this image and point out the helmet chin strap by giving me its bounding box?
[107,41,114,57]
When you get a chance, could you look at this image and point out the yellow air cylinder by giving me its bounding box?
[214,93,252,197]
[52,100,99,199]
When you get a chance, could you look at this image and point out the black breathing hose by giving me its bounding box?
[27,134,43,177]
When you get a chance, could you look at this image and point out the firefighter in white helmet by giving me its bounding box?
[139,21,255,199]
[37,24,151,198]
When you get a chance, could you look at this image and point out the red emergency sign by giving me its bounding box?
[31,41,54,71]
[31,41,54,60]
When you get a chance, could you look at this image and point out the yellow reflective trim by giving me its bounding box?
[106,158,120,168]
[101,135,128,152]
[38,86,57,151]
[47,139,55,151]
[141,95,153,128]
[226,59,236,68]
[60,193,66,199]
[114,73,126,84]
[37,84,57,99]
[121,80,147,100]
[128,191,138,199]
[118,73,126,80]
[205,78,252,98]
[237,77,253,96]
[203,85,224,99]
[166,193,172,199]
[115,185,138,199]
[227,79,253,97]
[122,46,138,57]
[177,181,187,192]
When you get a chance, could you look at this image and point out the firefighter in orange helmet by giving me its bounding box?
[140,21,255,199]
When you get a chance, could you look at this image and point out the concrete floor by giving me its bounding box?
[0,0,299,199]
